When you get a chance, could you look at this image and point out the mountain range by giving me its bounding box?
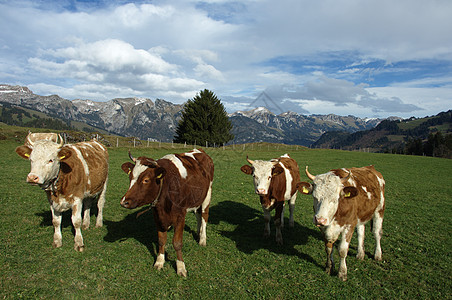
[0,84,395,146]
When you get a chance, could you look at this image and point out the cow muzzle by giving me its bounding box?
[314,215,328,227]
[256,188,267,195]
[26,173,40,185]
[120,197,132,209]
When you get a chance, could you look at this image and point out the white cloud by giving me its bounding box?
[0,0,451,117]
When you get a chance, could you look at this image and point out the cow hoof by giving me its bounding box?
[338,273,347,281]
[176,260,187,277]
[154,254,165,270]
[53,242,62,248]
[199,239,206,247]
[356,252,365,260]
[75,245,85,252]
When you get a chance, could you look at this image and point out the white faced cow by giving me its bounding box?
[297,165,385,281]
[240,154,300,245]
[120,149,214,277]
[15,132,108,252]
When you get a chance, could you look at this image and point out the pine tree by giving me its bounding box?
[174,89,234,146]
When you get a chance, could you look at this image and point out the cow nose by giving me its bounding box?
[256,188,266,195]
[27,173,39,184]
[120,197,129,208]
[314,216,327,227]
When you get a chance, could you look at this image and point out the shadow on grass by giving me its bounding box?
[103,209,157,258]
[102,208,200,273]
[209,200,324,268]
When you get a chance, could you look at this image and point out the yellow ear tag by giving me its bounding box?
[24,153,30,158]
[302,186,309,194]
[128,170,131,175]
[59,155,66,160]
[344,192,351,197]
[156,173,163,179]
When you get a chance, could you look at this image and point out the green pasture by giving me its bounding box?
[1,136,451,298]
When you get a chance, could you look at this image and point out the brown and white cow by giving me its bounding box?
[240,154,300,245]
[15,132,108,252]
[120,149,214,277]
[297,165,385,281]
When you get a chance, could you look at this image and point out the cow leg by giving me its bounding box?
[373,213,384,261]
[356,223,365,260]
[95,178,107,228]
[154,231,167,270]
[72,201,84,252]
[197,182,211,246]
[338,226,354,281]
[50,206,63,248]
[262,206,271,238]
[274,202,284,245]
[82,198,92,230]
[173,218,187,277]
[288,192,296,228]
[324,241,334,275]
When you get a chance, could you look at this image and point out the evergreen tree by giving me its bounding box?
[174,89,234,146]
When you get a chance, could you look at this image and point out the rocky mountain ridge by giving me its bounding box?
[0,84,391,145]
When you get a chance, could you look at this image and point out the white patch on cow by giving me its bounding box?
[97,141,107,151]
[71,145,89,178]
[281,153,290,158]
[279,161,292,200]
[129,161,148,188]
[186,206,200,213]
[162,154,187,179]
[184,149,201,160]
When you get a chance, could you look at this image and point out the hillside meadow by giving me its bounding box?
[0,130,451,298]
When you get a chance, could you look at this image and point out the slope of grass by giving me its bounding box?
[0,134,451,298]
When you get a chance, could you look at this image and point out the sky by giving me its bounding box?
[0,0,451,119]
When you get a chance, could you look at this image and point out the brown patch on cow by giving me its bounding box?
[332,166,385,225]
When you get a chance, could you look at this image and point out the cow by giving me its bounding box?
[296,165,385,281]
[240,154,300,245]
[120,149,214,277]
[15,132,108,252]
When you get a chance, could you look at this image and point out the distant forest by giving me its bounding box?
[314,110,452,159]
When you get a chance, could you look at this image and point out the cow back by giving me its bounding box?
[333,166,385,223]
[58,140,108,197]
[157,149,213,209]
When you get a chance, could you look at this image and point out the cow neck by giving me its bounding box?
[136,178,164,218]
[42,168,61,196]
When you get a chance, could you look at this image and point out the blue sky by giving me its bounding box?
[0,0,451,118]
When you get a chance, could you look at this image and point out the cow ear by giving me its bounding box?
[155,167,166,180]
[272,165,284,176]
[240,165,253,175]
[15,145,32,159]
[121,162,135,175]
[296,182,313,195]
[57,147,72,161]
[343,186,358,198]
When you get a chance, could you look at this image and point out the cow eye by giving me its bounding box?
[48,159,54,163]
[142,178,150,184]
[268,176,272,180]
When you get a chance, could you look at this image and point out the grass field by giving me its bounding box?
[1,131,451,298]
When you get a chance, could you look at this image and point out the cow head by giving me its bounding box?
[15,133,70,188]
[120,152,166,209]
[297,166,358,227]
[240,156,284,196]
